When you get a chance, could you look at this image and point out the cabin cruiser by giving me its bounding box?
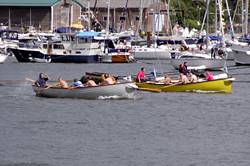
[11,31,102,63]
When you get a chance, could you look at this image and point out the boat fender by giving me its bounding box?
[128,48,133,53]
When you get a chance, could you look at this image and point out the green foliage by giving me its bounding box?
[166,0,217,29]
[185,19,200,29]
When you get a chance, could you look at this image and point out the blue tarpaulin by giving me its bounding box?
[55,27,79,33]
[75,31,100,38]
[208,36,222,41]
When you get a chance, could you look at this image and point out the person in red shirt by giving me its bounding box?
[136,67,147,82]
[205,71,214,81]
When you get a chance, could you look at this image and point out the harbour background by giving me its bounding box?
[0,57,250,166]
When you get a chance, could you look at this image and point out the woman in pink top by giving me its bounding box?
[205,71,214,81]
[136,67,146,82]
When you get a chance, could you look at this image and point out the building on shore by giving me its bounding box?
[80,0,170,34]
[0,0,170,35]
[0,0,84,31]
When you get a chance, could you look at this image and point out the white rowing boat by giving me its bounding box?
[32,82,137,99]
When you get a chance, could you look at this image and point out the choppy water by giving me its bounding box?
[0,57,250,166]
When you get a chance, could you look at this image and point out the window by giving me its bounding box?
[54,44,64,49]
[120,16,126,21]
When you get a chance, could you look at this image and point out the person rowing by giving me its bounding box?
[159,74,172,84]
[179,73,189,84]
[35,72,49,87]
[205,70,214,81]
[178,62,188,76]
[136,67,148,83]
[84,77,97,87]
[72,78,84,88]
[187,71,198,83]
[100,73,116,85]
[57,77,69,88]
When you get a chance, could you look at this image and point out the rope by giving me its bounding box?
[231,72,250,76]
[228,66,250,70]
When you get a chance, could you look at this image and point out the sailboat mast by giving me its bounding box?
[218,0,225,46]
[215,0,218,34]
[225,0,235,37]
[206,0,210,49]
[137,0,143,35]
[167,0,172,35]
[8,8,11,29]
[106,0,110,36]
[87,0,91,30]
[244,0,249,35]
[242,0,245,33]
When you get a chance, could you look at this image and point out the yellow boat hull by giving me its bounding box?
[136,78,233,93]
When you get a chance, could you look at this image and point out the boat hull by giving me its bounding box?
[32,82,137,99]
[11,48,99,63]
[101,54,134,63]
[137,78,233,93]
[133,48,170,60]
[233,50,250,65]
[231,42,250,65]
[170,58,225,70]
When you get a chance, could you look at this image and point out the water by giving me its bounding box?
[0,57,250,166]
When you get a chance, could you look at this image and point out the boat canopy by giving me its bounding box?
[208,36,222,41]
[76,31,100,39]
[239,34,250,44]
[54,27,79,33]
[0,30,19,40]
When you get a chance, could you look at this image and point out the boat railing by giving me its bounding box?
[18,42,40,49]
[107,48,130,53]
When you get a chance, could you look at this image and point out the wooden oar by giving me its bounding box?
[25,77,59,89]
[44,82,60,89]
[25,77,36,83]
[137,87,161,93]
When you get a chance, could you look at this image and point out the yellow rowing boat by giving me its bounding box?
[136,78,234,93]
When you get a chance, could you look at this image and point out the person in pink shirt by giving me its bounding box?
[136,67,146,82]
[205,71,214,81]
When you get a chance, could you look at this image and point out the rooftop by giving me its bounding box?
[80,0,154,9]
[0,0,81,7]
